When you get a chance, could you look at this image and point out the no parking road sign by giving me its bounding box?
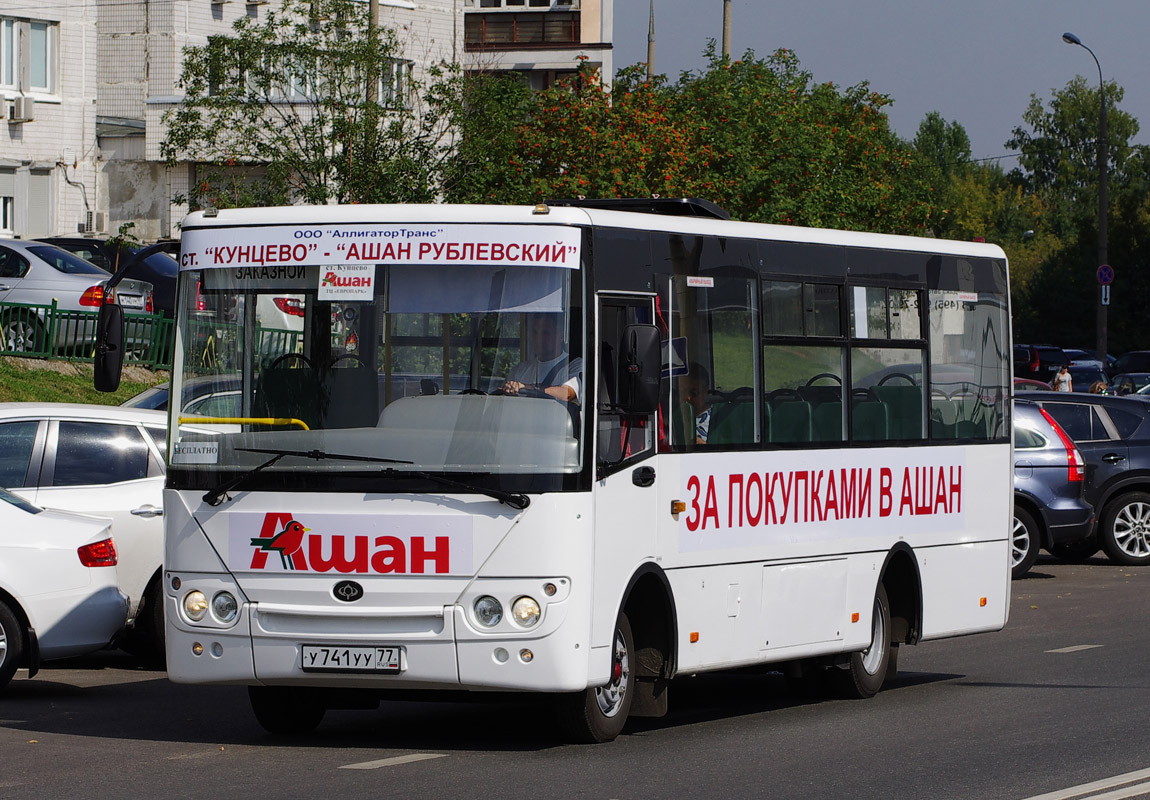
[1097,264,1114,285]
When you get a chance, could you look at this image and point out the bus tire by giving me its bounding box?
[0,600,24,691]
[842,584,891,699]
[1099,491,1150,566]
[248,686,326,735]
[558,611,634,743]
[1011,507,1041,579]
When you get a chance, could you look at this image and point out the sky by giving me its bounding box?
[613,0,1150,168]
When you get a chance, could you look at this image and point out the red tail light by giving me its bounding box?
[1028,350,1040,374]
[78,538,118,567]
[1039,407,1085,482]
[273,297,306,317]
[146,291,154,313]
[80,285,109,306]
[195,279,207,311]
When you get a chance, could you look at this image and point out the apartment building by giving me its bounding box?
[463,0,612,88]
[1,0,612,243]
[1,3,98,239]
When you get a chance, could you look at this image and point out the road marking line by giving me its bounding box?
[339,753,446,770]
[1020,767,1150,800]
[1045,644,1105,654]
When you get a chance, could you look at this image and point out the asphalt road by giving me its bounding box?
[3,556,1150,800]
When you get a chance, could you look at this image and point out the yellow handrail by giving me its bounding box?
[178,416,310,430]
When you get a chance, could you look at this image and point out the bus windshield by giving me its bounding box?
[170,257,583,482]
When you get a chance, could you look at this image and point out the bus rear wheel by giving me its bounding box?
[558,612,634,743]
[248,686,326,735]
[841,584,891,699]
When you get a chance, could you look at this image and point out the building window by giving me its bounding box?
[0,17,55,93]
[380,59,412,108]
[0,197,13,236]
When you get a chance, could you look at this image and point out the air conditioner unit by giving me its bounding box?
[79,211,107,234]
[12,96,34,123]
[247,0,269,5]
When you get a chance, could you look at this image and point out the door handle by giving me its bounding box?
[1103,454,1126,464]
[130,505,164,518]
[632,466,656,487]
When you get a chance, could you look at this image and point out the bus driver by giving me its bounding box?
[501,313,583,403]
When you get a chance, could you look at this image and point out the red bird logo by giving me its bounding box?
[250,520,310,570]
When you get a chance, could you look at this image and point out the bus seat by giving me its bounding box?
[852,400,888,441]
[770,398,811,443]
[709,400,756,445]
[798,384,842,409]
[253,363,322,430]
[812,400,843,442]
[930,396,958,439]
[872,384,923,439]
[322,361,379,428]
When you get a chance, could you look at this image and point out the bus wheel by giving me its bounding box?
[0,600,24,691]
[559,612,634,743]
[842,584,891,699]
[248,686,326,735]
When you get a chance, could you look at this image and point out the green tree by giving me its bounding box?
[913,111,972,181]
[668,47,939,232]
[161,0,451,208]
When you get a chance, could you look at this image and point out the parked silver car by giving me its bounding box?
[0,239,153,352]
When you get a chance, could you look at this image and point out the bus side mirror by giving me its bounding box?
[93,302,125,393]
[621,323,660,414]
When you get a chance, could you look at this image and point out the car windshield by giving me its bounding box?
[169,241,584,484]
[26,245,110,276]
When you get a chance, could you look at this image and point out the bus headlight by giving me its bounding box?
[474,596,503,627]
[183,590,208,622]
[212,591,238,623]
[511,596,541,627]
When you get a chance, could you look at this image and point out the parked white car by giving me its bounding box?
[0,403,173,657]
[0,488,129,691]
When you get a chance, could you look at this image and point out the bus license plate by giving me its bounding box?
[301,645,402,673]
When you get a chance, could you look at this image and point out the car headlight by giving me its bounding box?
[511,596,541,627]
[212,591,238,623]
[183,590,208,622]
[474,595,503,627]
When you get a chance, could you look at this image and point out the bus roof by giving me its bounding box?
[179,203,1008,263]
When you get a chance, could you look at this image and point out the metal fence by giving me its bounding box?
[0,300,305,372]
[0,300,174,370]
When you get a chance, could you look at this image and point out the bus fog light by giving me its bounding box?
[543,582,557,597]
[511,596,541,627]
[519,649,534,663]
[212,591,238,623]
[474,596,503,627]
[192,642,204,656]
[493,647,509,663]
[183,590,208,622]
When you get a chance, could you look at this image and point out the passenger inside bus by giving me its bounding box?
[501,313,583,403]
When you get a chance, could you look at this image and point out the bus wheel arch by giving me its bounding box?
[880,543,923,648]
[620,564,677,718]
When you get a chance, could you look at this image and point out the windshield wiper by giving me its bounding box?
[205,447,529,510]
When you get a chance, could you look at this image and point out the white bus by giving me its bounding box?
[150,200,1012,742]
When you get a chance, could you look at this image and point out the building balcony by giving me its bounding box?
[464,11,581,50]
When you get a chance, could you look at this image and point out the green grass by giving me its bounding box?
[0,357,165,405]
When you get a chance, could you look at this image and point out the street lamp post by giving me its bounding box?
[1062,31,1108,364]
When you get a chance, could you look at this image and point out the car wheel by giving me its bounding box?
[840,584,891,699]
[1100,491,1150,566]
[1011,507,1041,578]
[1,311,44,354]
[1050,537,1098,563]
[248,686,326,735]
[0,600,25,691]
[557,611,634,743]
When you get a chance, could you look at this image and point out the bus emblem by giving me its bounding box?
[249,517,310,570]
[333,581,364,603]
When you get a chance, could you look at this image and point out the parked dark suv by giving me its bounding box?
[1028,392,1150,565]
[1012,399,1094,577]
[1014,344,1071,383]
